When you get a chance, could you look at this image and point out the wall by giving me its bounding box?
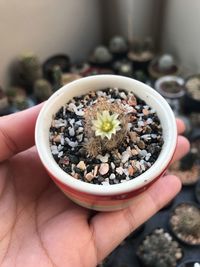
[101,0,159,44]
[0,0,102,87]
[161,0,200,75]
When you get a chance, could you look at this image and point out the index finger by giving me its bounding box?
[0,104,43,162]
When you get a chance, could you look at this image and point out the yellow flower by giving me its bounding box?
[92,110,121,139]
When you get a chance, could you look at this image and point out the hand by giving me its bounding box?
[0,105,189,267]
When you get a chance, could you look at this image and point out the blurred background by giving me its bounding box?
[0,0,199,266]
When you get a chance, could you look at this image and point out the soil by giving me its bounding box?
[49,88,163,185]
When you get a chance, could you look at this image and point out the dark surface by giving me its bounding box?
[101,185,200,267]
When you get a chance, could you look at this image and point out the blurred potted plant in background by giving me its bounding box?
[149,54,180,80]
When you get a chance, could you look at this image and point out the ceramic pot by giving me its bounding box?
[35,75,177,211]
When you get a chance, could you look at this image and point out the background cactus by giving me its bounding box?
[10,53,42,93]
[158,54,175,72]
[109,35,128,54]
[137,228,182,267]
[92,46,112,64]
[170,203,200,242]
[33,78,53,103]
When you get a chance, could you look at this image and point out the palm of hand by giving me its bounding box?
[0,148,98,267]
[0,105,189,267]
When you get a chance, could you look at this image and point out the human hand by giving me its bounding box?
[0,105,189,267]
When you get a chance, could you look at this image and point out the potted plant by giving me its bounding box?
[7,86,35,112]
[35,75,177,211]
[169,202,200,246]
[136,228,183,267]
[10,53,42,94]
[183,74,200,113]
[89,46,113,68]
[109,35,128,60]
[155,75,185,115]
[149,54,180,80]
[128,37,154,74]
[42,54,71,84]
[33,79,53,104]
[168,149,200,186]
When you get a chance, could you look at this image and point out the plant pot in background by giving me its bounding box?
[136,228,183,267]
[155,75,185,115]
[149,54,180,80]
[43,54,71,84]
[128,38,154,75]
[109,36,128,60]
[183,74,200,113]
[89,46,113,69]
[169,202,200,246]
[168,150,200,186]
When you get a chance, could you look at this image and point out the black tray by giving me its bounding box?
[100,186,200,267]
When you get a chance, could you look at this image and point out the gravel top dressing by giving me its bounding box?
[49,88,163,185]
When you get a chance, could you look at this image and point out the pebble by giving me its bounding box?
[121,148,132,163]
[129,131,138,142]
[99,163,109,175]
[51,145,59,155]
[131,149,138,155]
[142,108,149,115]
[137,140,145,149]
[53,134,61,143]
[76,127,84,134]
[75,120,82,126]
[69,127,75,136]
[109,173,116,180]
[93,165,98,177]
[58,151,63,158]
[116,166,124,175]
[85,172,94,181]
[97,153,110,163]
[145,153,151,161]
[65,137,78,148]
[54,119,66,128]
[128,95,137,106]
[111,162,115,169]
[140,149,148,157]
[128,165,135,176]
[69,118,75,126]
[146,118,153,124]
[77,134,83,142]
[77,161,86,170]
[75,109,84,116]
[138,121,145,127]
[120,92,127,99]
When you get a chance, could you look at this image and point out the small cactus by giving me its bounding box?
[109,36,128,54]
[137,228,183,267]
[11,53,42,93]
[93,46,112,64]
[170,203,200,241]
[52,65,62,91]
[33,79,53,103]
[84,96,128,156]
[158,54,175,72]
